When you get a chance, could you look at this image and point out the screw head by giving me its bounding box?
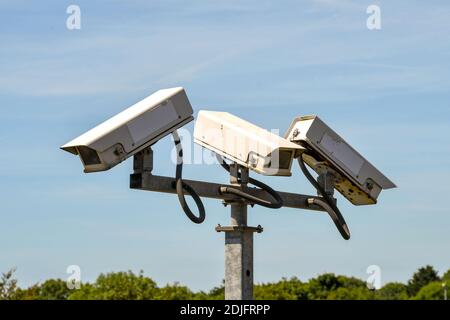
[249,154,258,167]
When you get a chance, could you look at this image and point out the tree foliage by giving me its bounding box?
[0,268,18,300]
[375,282,408,300]
[414,282,445,300]
[407,265,440,297]
[254,277,307,300]
[442,269,450,282]
[39,279,72,300]
[1,265,448,300]
[69,271,158,300]
[155,283,195,300]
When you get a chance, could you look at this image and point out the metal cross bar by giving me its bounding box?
[130,172,327,212]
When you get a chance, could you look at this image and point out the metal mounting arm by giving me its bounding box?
[298,155,351,240]
[130,147,328,212]
[131,173,328,212]
[130,146,341,300]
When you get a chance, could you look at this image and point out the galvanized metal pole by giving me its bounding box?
[215,164,262,300]
[224,202,253,300]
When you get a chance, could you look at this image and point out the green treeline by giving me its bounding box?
[1,265,448,300]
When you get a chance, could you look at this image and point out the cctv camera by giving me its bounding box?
[285,115,396,205]
[61,87,194,173]
[194,111,304,176]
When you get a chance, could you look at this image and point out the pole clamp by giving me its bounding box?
[215,224,263,234]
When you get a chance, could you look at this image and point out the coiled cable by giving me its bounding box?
[172,131,206,224]
[216,154,283,209]
[298,154,351,240]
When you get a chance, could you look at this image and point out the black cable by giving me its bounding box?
[172,131,206,224]
[216,154,283,209]
[298,155,351,240]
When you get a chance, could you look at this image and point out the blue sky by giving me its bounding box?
[0,0,449,291]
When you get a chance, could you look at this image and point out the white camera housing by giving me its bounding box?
[61,87,193,173]
[194,111,305,176]
[285,115,396,205]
